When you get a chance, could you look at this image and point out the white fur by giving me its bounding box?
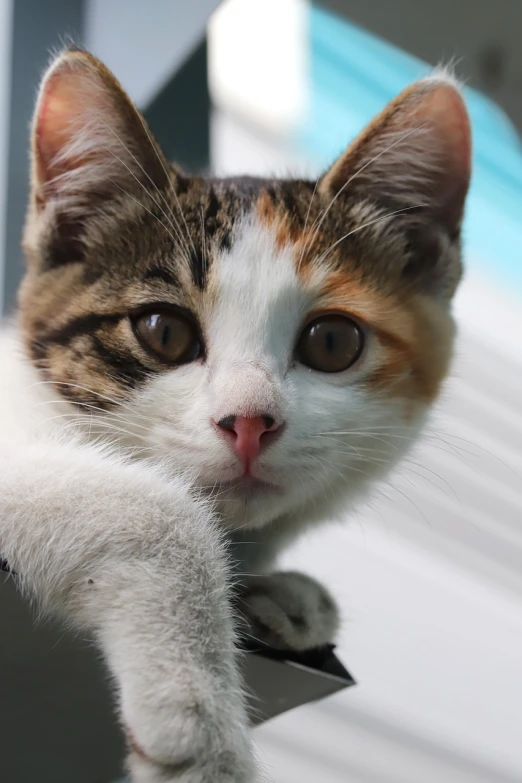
[122,216,425,541]
[0,215,428,782]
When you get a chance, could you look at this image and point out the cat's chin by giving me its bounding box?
[208,475,284,497]
[217,475,283,494]
[199,475,293,530]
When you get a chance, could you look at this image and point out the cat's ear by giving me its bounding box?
[319,76,471,240]
[30,48,169,216]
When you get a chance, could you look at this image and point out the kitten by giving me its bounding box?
[0,49,471,782]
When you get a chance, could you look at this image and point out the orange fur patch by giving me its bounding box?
[256,190,301,250]
[256,190,320,264]
[312,268,454,405]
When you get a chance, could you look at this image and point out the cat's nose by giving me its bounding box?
[213,414,283,467]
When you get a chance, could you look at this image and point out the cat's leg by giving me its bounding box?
[239,571,340,652]
[0,439,255,783]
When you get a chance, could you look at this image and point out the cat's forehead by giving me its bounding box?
[206,211,315,367]
[117,171,389,299]
[25,171,407,354]
[165,172,320,273]
[121,173,374,316]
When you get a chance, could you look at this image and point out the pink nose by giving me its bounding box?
[213,414,282,468]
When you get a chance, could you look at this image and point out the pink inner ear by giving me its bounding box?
[319,77,472,233]
[30,51,169,216]
[34,60,115,186]
[36,81,73,181]
[413,83,472,182]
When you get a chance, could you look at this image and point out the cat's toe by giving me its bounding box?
[239,571,339,651]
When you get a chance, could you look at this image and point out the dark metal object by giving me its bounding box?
[243,640,355,725]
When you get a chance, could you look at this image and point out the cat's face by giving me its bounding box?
[19,50,471,530]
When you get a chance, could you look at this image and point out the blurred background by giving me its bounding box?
[0,2,521,782]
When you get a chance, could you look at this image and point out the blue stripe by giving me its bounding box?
[294,5,522,293]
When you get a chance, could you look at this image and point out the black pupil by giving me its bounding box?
[161,323,171,347]
[325,329,336,353]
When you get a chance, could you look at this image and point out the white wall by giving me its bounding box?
[85,0,220,107]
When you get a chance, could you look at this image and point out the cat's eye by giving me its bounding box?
[296,314,364,373]
[132,310,202,364]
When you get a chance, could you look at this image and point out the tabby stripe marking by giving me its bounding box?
[40,312,127,347]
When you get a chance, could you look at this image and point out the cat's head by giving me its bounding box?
[19,50,471,530]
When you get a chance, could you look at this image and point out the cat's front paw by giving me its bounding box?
[128,731,255,783]
[123,665,256,783]
[239,571,339,651]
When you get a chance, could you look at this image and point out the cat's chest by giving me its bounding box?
[227,535,261,576]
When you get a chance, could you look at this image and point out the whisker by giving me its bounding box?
[27,381,159,423]
[303,456,332,504]
[200,206,209,281]
[57,417,153,445]
[103,145,189,255]
[32,398,153,433]
[306,124,428,249]
[327,451,457,502]
[382,479,429,525]
[318,432,404,450]
[296,176,320,272]
[106,174,188,259]
[135,109,198,260]
[86,109,192,258]
[314,204,427,268]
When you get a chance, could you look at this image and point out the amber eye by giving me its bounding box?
[132,310,202,364]
[296,314,364,373]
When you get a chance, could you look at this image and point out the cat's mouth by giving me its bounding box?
[210,475,283,495]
